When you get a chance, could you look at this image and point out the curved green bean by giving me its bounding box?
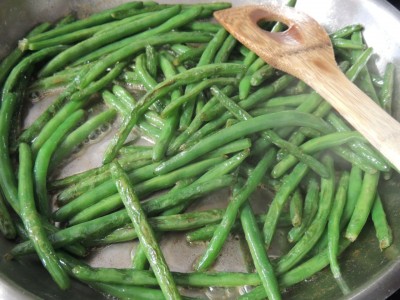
[34,110,85,217]
[18,143,70,290]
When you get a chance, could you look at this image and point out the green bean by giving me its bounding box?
[250,64,275,86]
[0,93,21,212]
[371,73,384,87]
[326,112,389,172]
[242,238,352,300]
[184,21,222,33]
[50,157,151,192]
[138,120,161,140]
[111,161,181,300]
[38,222,87,257]
[240,58,266,96]
[379,63,395,114]
[275,155,335,275]
[18,143,70,290]
[111,3,171,19]
[145,45,158,77]
[350,31,380,103]
[54,157,223,221]
[328,171,349,279]
[186,212,293,243]
[170,44,191,55]
[0,22,52,87]
[179,28,229,131]
[103,63,246,163]
[162,78,238,117]
[167,86,233,153]
[2,45,66,97]
[31,62,125,156]
[16,66,89,147]
[173,45,207,66]
[56,162,158,204]
[74,5,193,67]
[263,162,310,248]
[241,202,282,300]
[156,111,331,176]
[91,282,167,300]
[50,109,117,169]
[73,264,261,287]
[41,6,200,77]
[333,147,377,174]
[290,189,303,228]
[205,138,252,158]
[55,15,75,27]
[0,189,16,239]
[26,24,107,51]
[271,132,364,178]
[10,209,131,257]
[287,177,319,243]
[70,175,233,225]
[264,93,314,108]
[34,109,85,217]
[29,68,81,92]
[330,24,363,39]
[332,38,366,50]
[340,165,362,229]
[214,34,237,63]
[135,53,158,90]
[200,75,294,123]
[371,194,393,250]
[210,86,328,178]
[24,2,144,44]
[197,150,249,183]
[152,54,181,161]
[195,149,276,272]
[345,171,380,241]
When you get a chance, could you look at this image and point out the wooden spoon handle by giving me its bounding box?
[306,59,400,171]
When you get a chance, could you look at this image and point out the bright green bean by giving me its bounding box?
[0,189,16,239]
[287,177,319,243]
[371,194,393,250]
[345,171,380,241]
[271,132,364,178]
[275,155,335,275]
[34,110,85,217]
[263,162,310,248]
[195,149,276,271]
[156,111,331,176]
[290,189,303,227]
[72,264,261,287]
[240,202,282,300]
[379,63,395,114]
[18,143,70,290]
[328,171,349,279]
[111,161,181,300]
[152,54,181,161]
[50,109,117,169]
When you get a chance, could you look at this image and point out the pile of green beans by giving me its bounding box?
[0,1,396,299]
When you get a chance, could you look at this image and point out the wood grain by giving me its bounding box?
[215,4,400,172]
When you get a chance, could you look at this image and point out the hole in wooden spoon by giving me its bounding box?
[256,18,289,33]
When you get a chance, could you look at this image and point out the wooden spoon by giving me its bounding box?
[214,4,400,172]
